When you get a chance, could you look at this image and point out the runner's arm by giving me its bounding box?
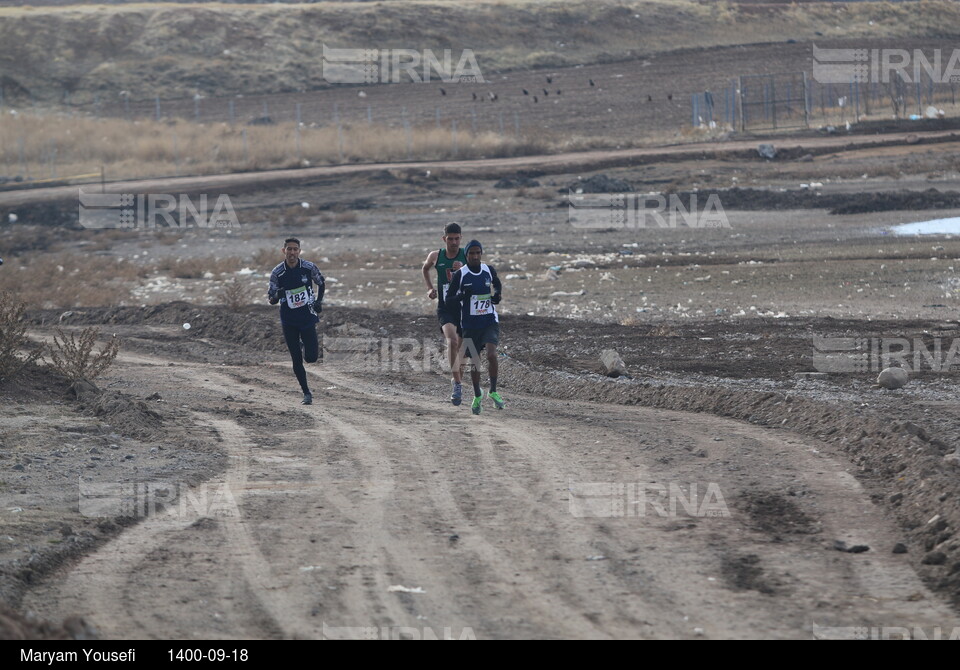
[444,271,466,312]
[268,268,282,304]
[311,263,326,304]
[490,265,502,304]
[421,250,439,294]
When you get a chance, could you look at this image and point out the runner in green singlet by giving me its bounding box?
[421,222,467,405]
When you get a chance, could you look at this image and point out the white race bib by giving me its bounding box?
[470,294,492,316]
[285,286,309,309]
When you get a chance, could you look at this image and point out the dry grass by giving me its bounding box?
[0,252,146,308]
[0,113,555,182]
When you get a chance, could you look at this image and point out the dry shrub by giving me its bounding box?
[222,277,247,311]
[250,247,280,269]
[45,326,120,382]
[0,292,43,382]
[333,211,358,224]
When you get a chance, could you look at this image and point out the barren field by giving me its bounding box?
[2,3,960,641]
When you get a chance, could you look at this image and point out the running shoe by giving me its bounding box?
[302,393,313,405]
[488,391,505,410]
[451,381,463,406]
[471,395,482,415]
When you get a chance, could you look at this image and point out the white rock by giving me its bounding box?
[877,367,908,389]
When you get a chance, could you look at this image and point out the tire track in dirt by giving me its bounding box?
[20,348,960,638]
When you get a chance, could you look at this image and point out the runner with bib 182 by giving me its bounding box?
[444,239,504,415]
[268,238,325,406]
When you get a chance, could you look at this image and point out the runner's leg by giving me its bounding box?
[283,323,310,395]
[302,325,319,364]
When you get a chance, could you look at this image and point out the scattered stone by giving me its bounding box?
[890,493,903,504]
[877,367,908,389]
[68,380,100,400]
[794,372,828,379]
[145,392,162,401]
[847,545,870,554]
[494,176,541,189]
[247,116,274,126]
[922,551,947,565]
[833,540,848,552]
[757,144,777,160]
[564,174,633,193]
[600,349,628,378]
[944,452,960,468]
[11,464,24,471]
[892,543,908,554]
[797,153,814,162]
[905,133,920,145]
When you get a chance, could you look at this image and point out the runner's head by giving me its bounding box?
[283,238,301,267]
[442,222,462,253]
[465,239,482,270]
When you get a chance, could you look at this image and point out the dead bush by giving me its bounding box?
[45,327,121,383]
[223,278,247,311]
[0,292,42,382]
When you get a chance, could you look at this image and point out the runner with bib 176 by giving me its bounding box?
[421,222,467,405]
[268,238,325,406]
[444,239,504,415]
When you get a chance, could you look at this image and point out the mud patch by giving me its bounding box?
[720,554,784,596]
[737,491,821,538]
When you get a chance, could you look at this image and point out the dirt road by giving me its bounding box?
[20,347,960,639]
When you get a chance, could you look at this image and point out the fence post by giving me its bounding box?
[155,96,161,121]
[692,94,699,127]
[367,105,372,124]
[334,103,344,162]
[18,136,29,181]
[242,128,249,164]
[737,76,745,132]
[770,79,777,129]
[451,119,458,156]
[513,111,520,136]
[296,102,302,162]
[498,110,504,136]
[802,71,810,128]
[402,106,412,159]
[471,107,477,134]
[173,131,180,177]
[436,107,441,129]
[194,97,200,121]
[229,99,235,125]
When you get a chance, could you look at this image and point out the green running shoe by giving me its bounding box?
[471,395,483,415]
[488,391,505,410]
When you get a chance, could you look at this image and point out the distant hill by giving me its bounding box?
[1,0,957,104]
